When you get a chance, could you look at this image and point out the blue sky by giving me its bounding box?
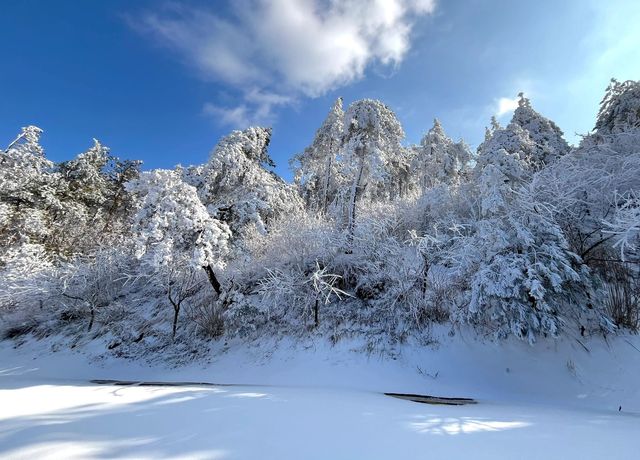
[1,0,639,180]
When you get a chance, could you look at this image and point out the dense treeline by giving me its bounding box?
[1,79,639,355]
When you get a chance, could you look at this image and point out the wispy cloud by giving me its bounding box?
[203,88,294,127]
[495,96,519,117]
[494,78,536,120]
[130,0,436,127]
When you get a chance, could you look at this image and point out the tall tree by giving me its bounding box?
[127,169,231,335]
[475,95,570,181]
[594,79,640,135]
[413,119,471,189]
[511,93,570,168]
[57,140,140,241]
[194,127,302,246]
[0,126,59,265]
[341,99,405,234]
[291,97,344,214]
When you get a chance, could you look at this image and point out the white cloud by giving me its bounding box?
[495,96,519,118]
[132,0,436,127]
[203,88,294,128]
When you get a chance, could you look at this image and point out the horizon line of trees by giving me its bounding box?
[1,78,639,353]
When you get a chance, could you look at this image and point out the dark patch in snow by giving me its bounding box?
[385,392,477,405]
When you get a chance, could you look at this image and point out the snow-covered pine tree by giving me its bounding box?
[455,164,594,342]
[413,119,471,190]
[595,79,640,135]
[52,140,114,256]
[291,98,344,214]
[511,93,570,167]
[195,127,302,246]
[57,140,111,213]
[474,123,532,183]
[0,126,59,266]
[475,94,570,181]
[341,99,405,234]
[56,140,140,242]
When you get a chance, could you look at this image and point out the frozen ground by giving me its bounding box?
[1,333,639,459]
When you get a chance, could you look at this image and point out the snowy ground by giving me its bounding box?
[1,333,639,459]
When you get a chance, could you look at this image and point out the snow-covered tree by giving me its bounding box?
[595,79,640,135]
[0,126,59,264]
[475,122,532,183]
[291,98,344,214]
[52,140,114,255]
[475,95,570,181]
[341,99,405,234]
[58,140,111,211]
[511,93,570,167]
[454,165,595,341]
[1,129,140,268]
[57,140,140,242]
[413,119,471,189]
[195,127,302,246]
[128,168,231,278]
[536,80,640,267]
[127,169,231,336]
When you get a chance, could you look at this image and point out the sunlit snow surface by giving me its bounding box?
[0,379,638,459]
[1,335,639,459]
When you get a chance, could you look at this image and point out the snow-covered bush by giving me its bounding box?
[451,168,600,342]
[54,248,137,332]
[0,243,54,316]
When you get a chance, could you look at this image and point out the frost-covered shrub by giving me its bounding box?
[601,260,640,332]
[449,168,600,342]
[223,206,446,343]
[224,212,347,333]
[51,248,138,332]
[187,297,225,339]
[0,243,54,313]
[0,246,139,341]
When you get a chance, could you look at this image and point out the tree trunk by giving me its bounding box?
[203,264,222,296]
[321,144,333,215]
[347,154,365,237]
[168,293,180,339]
[88,307,95,332]
[421,256,429,297]
[172,305,179,339]
[314,298,319,327]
